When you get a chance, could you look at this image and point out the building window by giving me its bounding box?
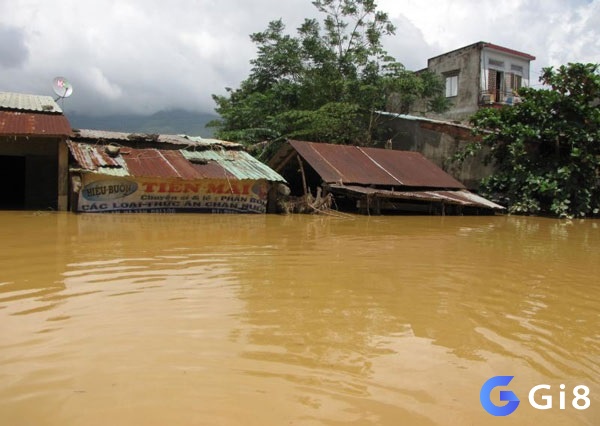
[445,74,458,97]
[510,73,523,91]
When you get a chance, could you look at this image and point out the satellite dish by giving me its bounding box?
[52,76,73,100]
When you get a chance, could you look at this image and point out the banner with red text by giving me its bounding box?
[77,173,269,213]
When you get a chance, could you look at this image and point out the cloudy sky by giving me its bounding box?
[1,0,598,116]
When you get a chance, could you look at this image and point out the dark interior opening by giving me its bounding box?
[0,155,26,209]
[494,71,504,102]
[278,157,323,197]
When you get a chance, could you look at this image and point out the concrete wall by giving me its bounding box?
[383,115,494,190]
[426,44,482,122]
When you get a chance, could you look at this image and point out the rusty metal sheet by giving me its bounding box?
[67,141,125,169]
[68,142,269,182]
[69,142,213,179]
[0,111,71,137]
[294,140,393,184]
[188,161,237,179]
[329,184,504,210]
[437,190,505,210]
[289,140,465,189]
[358,146,465,188]
[70,137,286,182]
[117,148,195,179]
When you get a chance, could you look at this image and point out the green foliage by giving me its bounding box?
[464,63,600,218]
[210,0,446,147]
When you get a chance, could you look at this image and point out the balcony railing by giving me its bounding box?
[479,90,522,106]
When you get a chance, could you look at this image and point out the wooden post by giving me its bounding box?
[297,155,308,196]
[57,139,69,211]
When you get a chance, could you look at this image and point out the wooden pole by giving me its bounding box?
[297,155,308,196]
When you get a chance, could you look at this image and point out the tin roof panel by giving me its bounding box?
[0,92,63,113]
[0,111,72,137]
[68,142,285,182]
[359,146,465,188]
[329,185,504,210]
[182,150,286,182]
[189,161,237,179]
[118,148,197,179]
[289,140,464,189]
[67,141,126,169]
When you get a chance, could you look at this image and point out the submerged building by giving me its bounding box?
[268,140,503,215]
[0,90,288,214]
[0,92,71,210]
[68,130,286,214]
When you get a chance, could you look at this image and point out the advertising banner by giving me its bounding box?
[77,174,269,213]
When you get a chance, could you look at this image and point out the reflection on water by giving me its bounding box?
[0,212,598,425]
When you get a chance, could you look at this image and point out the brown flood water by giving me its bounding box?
[0,212,599,425]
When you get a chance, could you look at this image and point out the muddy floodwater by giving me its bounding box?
[0,212,599,425]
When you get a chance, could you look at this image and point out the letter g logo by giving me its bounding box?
[480,376,520,416]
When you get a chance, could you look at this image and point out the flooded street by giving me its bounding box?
[0,212,599,425]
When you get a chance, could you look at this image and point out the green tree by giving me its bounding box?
[209,0,446,147]
[463,62,600,218]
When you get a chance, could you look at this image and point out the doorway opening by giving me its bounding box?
[0,155,26,209]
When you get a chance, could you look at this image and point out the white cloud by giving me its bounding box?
[379,0,600,79]
[87,67,123,100]
[0,0,597,115]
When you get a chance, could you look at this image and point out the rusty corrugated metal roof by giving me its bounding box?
[68,141,285,182]
[287,140,465,189]
[0,111,72,137]
[123,148,210,179]
[0,92,63,113]
[329,185,504,210]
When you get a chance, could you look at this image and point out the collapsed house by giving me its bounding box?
[68,130,286,213]
[268,140,504,215]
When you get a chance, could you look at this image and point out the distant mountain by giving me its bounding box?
[67,109,219,137]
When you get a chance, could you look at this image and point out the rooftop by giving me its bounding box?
[0,111,72,137]
[0,92,63,114]
[270,140,465,189]
[71,129,242,149]
[428,41,536,62]
[68,139,286,182]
